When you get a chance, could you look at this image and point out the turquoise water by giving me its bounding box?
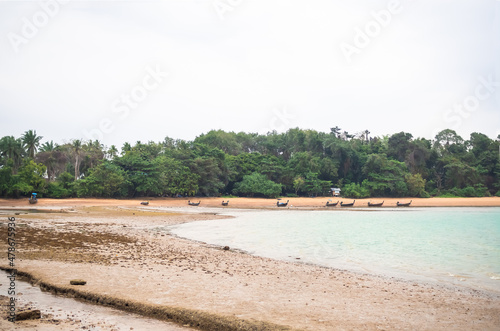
[170,208,500,293]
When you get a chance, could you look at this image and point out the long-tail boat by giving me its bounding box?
[396,200,412,207]
[28,193,38,204]
[340,200,355,207]
[277,200,289,207]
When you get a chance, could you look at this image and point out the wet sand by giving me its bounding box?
[0,269,193,331]
[0,198,499,330]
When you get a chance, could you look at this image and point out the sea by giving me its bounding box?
[170,207,500,293]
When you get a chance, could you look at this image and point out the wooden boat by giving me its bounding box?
[340,200,355,207]
[188,200,201,206]
[326,200,339,207]
[397,200,412,207]
[368,201,384,207]
[221,200,229,206]
[277,200,289,207]
[140,201,149,205]
[28,193,38,204]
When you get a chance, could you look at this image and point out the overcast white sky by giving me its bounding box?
[0,0,499,148]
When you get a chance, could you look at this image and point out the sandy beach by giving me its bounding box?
[1,196,500,209]
[0,197,499,330]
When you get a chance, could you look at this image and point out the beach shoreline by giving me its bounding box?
[1,196,500,209]
[0,198,499,330]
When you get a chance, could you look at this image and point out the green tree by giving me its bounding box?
[75,161,129,197]
[189,156,225,196]
[194,130,243,155]
[107,145,119,159]
[121,142,132,155]
[434,129,465,156]
[80,140,105,177]
[0,136,25,172]
[405,138,432,177]
[303,172,332,197]
[362,154,409,196]
[113,150,161,196]
[293,176,305,195]
[387,132,413,162]
[226,153,262,183]
[156,156,199,196]
[405,173,428,197]
[342,182,369,198]
[22,130,43,159]
[233,172,282,198]
[0,160,16,196]
[12,160,47,196]
[39,140,56,152]
[443,158,480,189]
[47,171,74,198]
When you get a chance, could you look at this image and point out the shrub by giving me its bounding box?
[459,186,476,197]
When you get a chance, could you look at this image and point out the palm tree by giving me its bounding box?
[107,145,118,159]
[22,130,43,159]
[0,136,25,172]
[39,140,57,152]
[83,140,104,170]
[72,139,83,180]
[121,142,131,155]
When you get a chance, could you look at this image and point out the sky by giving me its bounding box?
[0,0,499,149]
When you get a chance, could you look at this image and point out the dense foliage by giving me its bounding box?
[1,128,499,198]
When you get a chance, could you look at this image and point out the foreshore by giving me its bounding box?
[0,198,499,330]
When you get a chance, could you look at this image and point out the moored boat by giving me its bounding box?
[340,200,355,207]
[28,193,38,204]
[326,200,339,207]
[277,200,289,207]
[396,200,412,207]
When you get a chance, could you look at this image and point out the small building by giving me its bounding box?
[331,188,341,197]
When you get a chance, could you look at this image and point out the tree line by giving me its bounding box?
[1,128,499,199]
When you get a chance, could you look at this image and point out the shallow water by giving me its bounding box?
[170,207,500,293]
[0,270,191,330]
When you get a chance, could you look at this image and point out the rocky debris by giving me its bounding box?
[16,309,41,321]
[70,279,87,285]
